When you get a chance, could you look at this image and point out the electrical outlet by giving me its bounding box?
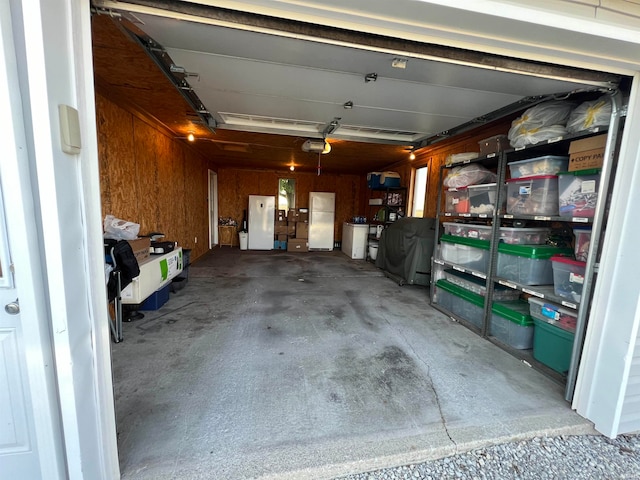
[194,237,198,244]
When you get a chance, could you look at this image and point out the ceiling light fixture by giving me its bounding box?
[364,73,378,83]
[187,133,195,142]
[289,165,295,172]
[409,151,416,160]
[391,58,408,69]
[343,101,354,109]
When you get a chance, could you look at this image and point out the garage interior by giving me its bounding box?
[91,2,630,479]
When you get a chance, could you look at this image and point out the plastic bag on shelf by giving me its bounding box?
[509,124,568,149]
[443,164,497,188]
[508,101,575,141]
[566,97,611,133]
[103,214,140,240]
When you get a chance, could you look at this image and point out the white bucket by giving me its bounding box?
[369,243,379,260]
[238,232,248,250]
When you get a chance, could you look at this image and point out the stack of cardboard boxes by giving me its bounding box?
[274,208,309,252]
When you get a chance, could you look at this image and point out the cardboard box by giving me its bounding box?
[275,225,287,235]
[298,212,308,222]
[287,238,308,252]
[569,134,606,172]
[277,234,287,242]
[287,224,296,236]
[288,209,299,222]
[277,210,286,222]
[296,222,309,239]
[127,238,151,264]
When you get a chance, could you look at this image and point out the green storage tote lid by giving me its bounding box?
[557,168,601,177]
[440,234,490,250]
[492,300,533,326]
[497,243,572,259]
[435,279,485,308]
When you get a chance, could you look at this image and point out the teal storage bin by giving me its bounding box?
[532,317,575,374]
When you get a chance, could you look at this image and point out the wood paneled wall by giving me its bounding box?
[217,168,363,240]
[96,94,214,261]
[387,119,515,218]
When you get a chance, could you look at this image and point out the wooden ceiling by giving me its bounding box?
[91,15,412,175]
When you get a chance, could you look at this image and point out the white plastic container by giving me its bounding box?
[498,227,551,245]
[444,188,470,214]
[508,155,569,178]
[573,227,592,262]
[558,169,601,218]
[551,256,586,303]
[468,183,497,215]
[442,222,492,240]
[528,297,577,333]
[506,175,559,216]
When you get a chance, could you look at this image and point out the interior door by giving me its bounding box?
[0,2,63,476]
[0,170,41,479]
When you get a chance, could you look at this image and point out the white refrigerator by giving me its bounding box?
[309,192,335,250]
[248,195,275,250]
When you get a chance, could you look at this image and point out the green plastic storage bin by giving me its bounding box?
[532,317,575,374]
[435,279,484,329]
[440,234,491,274]
[496,244,573,285]
[490,300,534,349]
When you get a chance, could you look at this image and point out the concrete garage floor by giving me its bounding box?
[112,249,593,480]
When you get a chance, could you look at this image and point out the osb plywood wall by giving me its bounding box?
[388,120,513,218]
[217,168,363,240]
[96,93,214,260]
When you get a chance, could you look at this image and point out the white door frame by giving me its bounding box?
[209,169,219,248]
[8,0,119,477]
[0,2,65,476]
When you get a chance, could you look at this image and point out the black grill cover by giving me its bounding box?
[374,217,436,286]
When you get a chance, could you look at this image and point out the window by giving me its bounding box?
[411,166,428,217]
[278,178,296,213]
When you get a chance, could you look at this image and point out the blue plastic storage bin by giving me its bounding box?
[140,284,170,310]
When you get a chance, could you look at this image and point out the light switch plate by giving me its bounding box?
[58,104,81,154]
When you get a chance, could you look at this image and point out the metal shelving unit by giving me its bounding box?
[430,90,623,397]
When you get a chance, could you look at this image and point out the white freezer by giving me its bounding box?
[248,195,275,250]
[342,223,369,259]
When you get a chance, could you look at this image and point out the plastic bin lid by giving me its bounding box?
[467,183,497,190]
[497,243,572,259]
[557,168,602,176]
[550,255,587,267]
[572,226,592,233]
[435,279,485,308]
[492,300,533,326]
[440,234,490,250]
[445,269,512,292]
[506,174,558,182]
[446,186,469,191]
[508,155,568,165]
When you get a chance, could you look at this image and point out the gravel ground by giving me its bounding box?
[336,434,640,480]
